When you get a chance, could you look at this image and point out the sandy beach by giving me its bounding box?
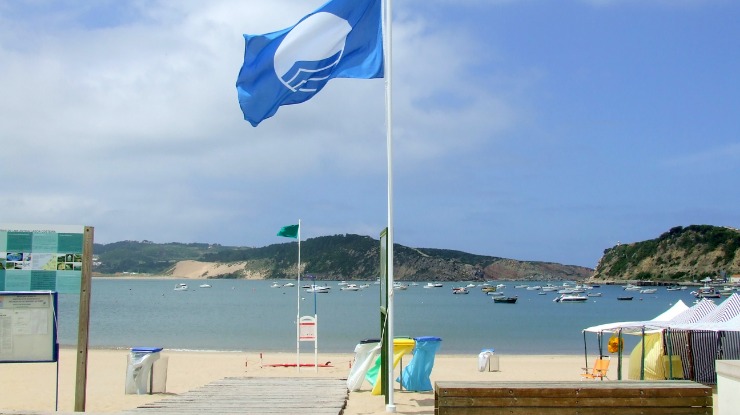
[0,348,626,414]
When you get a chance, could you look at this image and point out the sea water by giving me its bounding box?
[55,279,701,354]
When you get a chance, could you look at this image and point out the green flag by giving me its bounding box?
[277,224,299,238]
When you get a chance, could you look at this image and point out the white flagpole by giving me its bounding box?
[382,0,396,412]
[296,219,301,373]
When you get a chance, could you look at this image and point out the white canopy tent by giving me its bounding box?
[671,308,740,332]
[583,294,740,383]
[583,300,690,335]
[662,293,740,384]
[582,299,716,380]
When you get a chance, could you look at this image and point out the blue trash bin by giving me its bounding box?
[399,336,442,391]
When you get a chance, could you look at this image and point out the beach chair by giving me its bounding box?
[581,356,610,380]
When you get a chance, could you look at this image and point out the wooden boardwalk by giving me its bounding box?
[122,377,348,415]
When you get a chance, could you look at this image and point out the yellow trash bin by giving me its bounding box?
[371,338,416,395]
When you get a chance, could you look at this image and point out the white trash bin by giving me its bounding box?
[478,348,499,372]
[347,338,381,391]
[125,347,168,394]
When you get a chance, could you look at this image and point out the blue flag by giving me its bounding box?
[236,0,383,127]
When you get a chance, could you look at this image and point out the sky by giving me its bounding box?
[1,0,739,269]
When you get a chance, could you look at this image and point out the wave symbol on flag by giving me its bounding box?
[274,12,352,93]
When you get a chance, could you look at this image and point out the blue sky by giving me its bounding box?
[1,0,738,268]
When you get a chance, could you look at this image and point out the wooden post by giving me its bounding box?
[74,226,94,412]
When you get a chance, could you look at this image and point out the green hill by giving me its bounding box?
[592,225,740,282]
[94,234,592,281]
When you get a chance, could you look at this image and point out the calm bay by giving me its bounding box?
[56,279,701,354]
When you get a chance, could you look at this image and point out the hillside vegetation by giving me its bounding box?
[94,234,592,281]
[592,225,740,282]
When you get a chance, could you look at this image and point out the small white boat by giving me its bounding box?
[270,283,282,288]
[526,286,542,291]
[199,283,212,288]
[424,283,443,288]
[283,282,295,287]
[541,284,558,292]
[174,283,188,291]
[452,287,469,294]
[393,282,409,290]
[639,288,657,294]
[306,285,331,293]
[554,294,588,303]
[341,284,361,291]
[587,292,602,297]
[719,287,736,296]
[359,284,370,289]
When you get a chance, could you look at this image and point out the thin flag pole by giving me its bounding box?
[382,0,396,412]
[296,219,301,372]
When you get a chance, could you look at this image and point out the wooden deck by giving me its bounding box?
[435,380,713,415]
[122,377,348,415]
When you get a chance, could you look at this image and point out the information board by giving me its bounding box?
[0,291,58,363]
[0,224,85,294]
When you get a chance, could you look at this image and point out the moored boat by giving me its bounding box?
[174,283,188,291]
[554,294,588,303]
[305,285,331,293]
[493,296,517,303]
[393,282,409,291]
[452,287,469,294]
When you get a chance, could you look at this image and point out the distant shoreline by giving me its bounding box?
[92,273,705,286]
